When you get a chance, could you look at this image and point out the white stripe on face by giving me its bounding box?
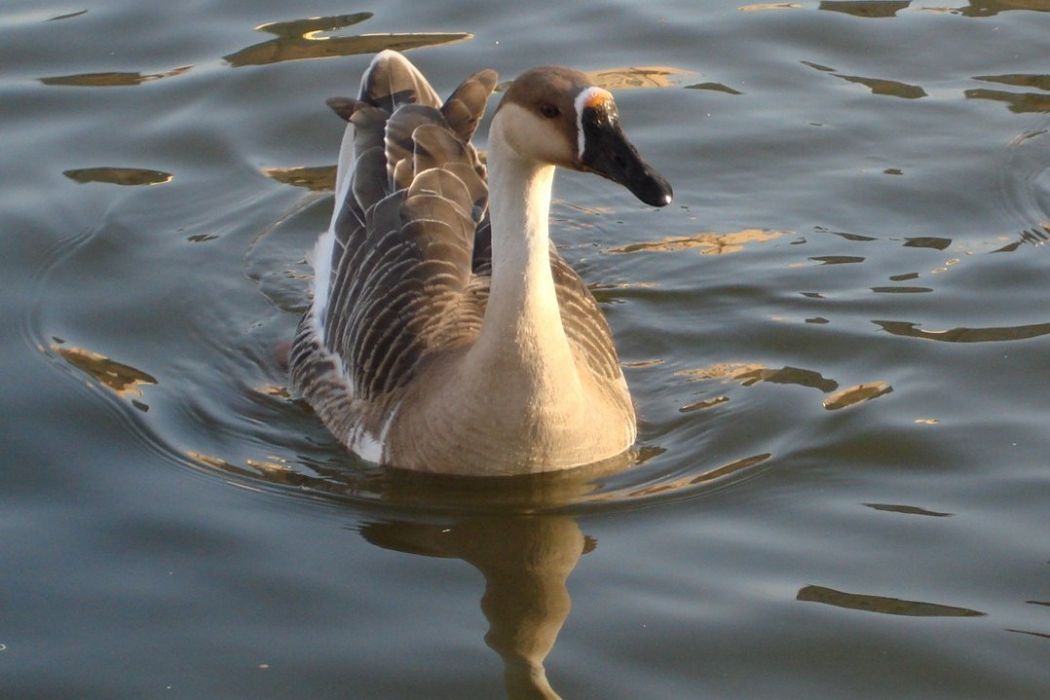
[574,87,613,159]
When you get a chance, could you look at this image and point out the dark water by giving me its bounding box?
[3,0,1049,697]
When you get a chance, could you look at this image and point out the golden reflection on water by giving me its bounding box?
[822,382,892,410]
[584,66,694,90]
[495,66,694,95]
[609,228,783,255]
[801,61,928,98]
[797,585,985,616]
[609,453,772,498]
[677,362,766,382]
[678,363,840,392]
[256,384,293,399]
[964,88,1050,114]
[903,236,952,250]
[949,0,1050,17]
[975,74,1050,91]
[818,1,912,18]
[679,395,730,413]
[40,66,191,87]
[678,363,895,411]
[63,167,173,186]
[263,165,336,191]
[223,12,472,67]
[874,320,1050,342]
[51,341,157,399]
[834,74,927,99]
[621,358,665,369]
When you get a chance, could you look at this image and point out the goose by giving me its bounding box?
[289,50,672,475]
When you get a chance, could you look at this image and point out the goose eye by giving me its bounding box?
[539,103,560,119]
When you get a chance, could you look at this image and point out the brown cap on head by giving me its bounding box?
[497,66,592,116]
[496,66,673,207]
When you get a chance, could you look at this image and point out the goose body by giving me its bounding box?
[290,50,672,475]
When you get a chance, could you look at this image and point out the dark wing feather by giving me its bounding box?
[293,51,499,415]
[384,104,446,188]
[441,69,499,143]
[471,218,493,275]
[550,252,623,381]
[348,104,389,211]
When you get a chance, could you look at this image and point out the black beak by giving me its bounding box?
[580,107,673,207]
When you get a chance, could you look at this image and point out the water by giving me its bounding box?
[3,1,1049,697]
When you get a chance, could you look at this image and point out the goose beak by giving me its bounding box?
[580,112,673,207]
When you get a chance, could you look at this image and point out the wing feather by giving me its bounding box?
[441,69,499,143]
[549,253,622,380]
[359,50,442,113]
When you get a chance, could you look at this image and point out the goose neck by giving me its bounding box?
[471,126,576,388]
[487,150,556,305]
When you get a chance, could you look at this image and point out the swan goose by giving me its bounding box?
[290,50,672,475]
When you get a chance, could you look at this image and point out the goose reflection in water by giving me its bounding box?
[181,408,773,698]
[343,462,613,699]
[363,515,588,700]
[183,452,635,699]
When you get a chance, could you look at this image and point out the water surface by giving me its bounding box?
[2,0,1049,697]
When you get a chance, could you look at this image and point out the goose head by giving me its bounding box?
[492,66,673,207]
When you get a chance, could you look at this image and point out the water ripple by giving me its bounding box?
[999,125,1050,243]
[18,187,775,518]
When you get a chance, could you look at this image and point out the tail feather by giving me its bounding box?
[412,124,470,179]
[359,49,442,113]
[441,69,499,143]
[383,104,449,187]
[325,96,362,122]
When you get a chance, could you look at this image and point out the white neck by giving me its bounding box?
[468,113,580,398]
